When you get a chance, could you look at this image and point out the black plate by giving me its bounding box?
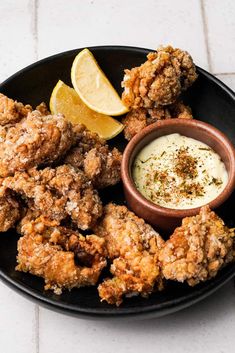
[0,46,235,319]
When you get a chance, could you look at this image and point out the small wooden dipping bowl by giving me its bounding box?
[121,119,235,232]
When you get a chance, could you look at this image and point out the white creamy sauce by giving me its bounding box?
[133,133,228,209]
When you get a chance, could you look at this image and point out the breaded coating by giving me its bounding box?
[159,206,234,286]
[72,123,106,149]
[64,124,122,189]
[93,204,165,306]
[98,250,164,306]
[35,102,50,115]
[3,164,102,230]
[0,93,32,125]
[169,101,193,119]
[0,110,74,177]
[123,101,193,140]
[16,211,107,294]
[83,146,122,189]
[0,191,20,232]
[94,204,164,259]
[64,124,106,169]
[122,46,197,109]
[123,108,154,141]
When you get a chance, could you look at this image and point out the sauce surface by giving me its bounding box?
[132,133,228,209]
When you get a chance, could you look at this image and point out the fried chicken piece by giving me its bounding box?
[72,123,106,149]
[159,206,234,286]
[93,203,165,306]
[83,146,122,188]
[0,110,74,177]
[0,190,21,232]
[168,101,193,120]
[35,102,50,115]
[64,124,106,169]
[123,101,193,140]
[94,203,164,259]
[0,93,32,125]
[123,108,153,141]
[16,211,107,294]
[0,93,51,126]
[64,124,122,189]
[98,249,164,306]
[3,164,102,230]
[122,46,197,109]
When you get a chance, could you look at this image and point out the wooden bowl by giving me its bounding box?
[121,119,235,231]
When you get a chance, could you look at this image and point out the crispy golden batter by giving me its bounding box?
[0,191,20,232]
[0,110,74,177]
[159,206,234,286]
[93,203,165,306]
[0,93,32,125]
[94,204,164,259]
[35,102,50,115]
[72,123,106,151]
[123,101,193,140]
[3,164,102,230]
[169,101,193,119]
[122,46,197,109]
[83,146,122,189]
[64,124,122,188]
[17,211,107,294]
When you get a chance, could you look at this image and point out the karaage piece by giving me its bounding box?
[122,46,197,109]
[64,124,106,169]
[3,164,102,230]
[83,146,122,189]
[94,203,164,259]
[0,191,20,232]
[64,124,122,188]
[35,102,50,115]
[93,203,165,306]
[0,110,74,177]
[98,249,164,306]
[123,101,193,140]
[17,211,107,294]
[0,93,32,125]
[159,206,234,286]
[73,123,106,151]
[168,101,193,120]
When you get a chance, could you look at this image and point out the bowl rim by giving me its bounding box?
[121,118,235,218]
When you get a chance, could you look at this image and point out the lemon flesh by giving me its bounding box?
[71,48,128,116]
[50,80,123,140]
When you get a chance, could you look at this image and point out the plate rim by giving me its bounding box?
[1,259,235,319]
[0,45,235,319]
[1,45,234,99]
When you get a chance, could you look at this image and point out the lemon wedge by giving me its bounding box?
[71,48,128,116]
[50,80,124,140]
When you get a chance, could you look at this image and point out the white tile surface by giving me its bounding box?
[0,1,38,352]
[0,281,37,353]
[0,1,235,352]
[216,74,235,91]
[37,0,209,69]
[39,280,235,353]
[0,0,36,83]
[204,0,235,73]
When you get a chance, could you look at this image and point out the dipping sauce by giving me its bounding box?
[132,133,228,209]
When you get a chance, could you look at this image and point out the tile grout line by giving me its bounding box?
[35,305,40,353]
[200,0,213,72]
[214,72,235,76]
[33,0,39,61]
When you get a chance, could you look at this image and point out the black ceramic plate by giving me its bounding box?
[0,46,235,319]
